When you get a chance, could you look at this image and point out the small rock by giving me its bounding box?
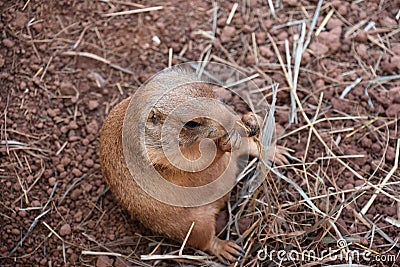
[82,138,90,146]
[11,228,20,236]
[247,0,258,7]
[284,0,297,7]
[32,22,43,32]
[84,158,94,168]
[255,32,266,44]
[13,12,28,28]
[343,183,354,190]
[379,16,397,28]
[74,211,83,223]
[354,31,367,43]
[84,184,93,193]
[242,25,252,33]
[60,81,75,95]
[371,143,381,153]
[356,43,368,59]
[259,45,274,58]
[46,109,57,118]
[20,81,27,90]
[31,200,41,207]
[238,217,252,234]
[385,104,400,117]
[385,147,396,162]
[309,42,329,56]
[326,18,343,30]
[319,27,342,51]
[18,210,27,217]
[96,255,113,267]
[390,87,400,104]
[277,31,288,41]
[59,224,71,236]
[2,39,15,48]
[87,100,99,111]
[72,168,82,177]
[86,120,99,135]
[61,157,71,166]
[220,26,236,43]
[56,164,64,172]
[70,188,82,200]
[68,121,79,130]
[48,177,57,186]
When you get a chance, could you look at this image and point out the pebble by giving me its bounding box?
[60,81,75,95]
[220,26,236,43]
[86,120,99,135]
[255,32,266,44]
[385,104,400,117]
[2,39,15,48]
[354,31,367,43]
[11,228,20,236]
[326,18,343,30]
[284,0,298,7]
[259,45,274,58]
[70,188,82,200]
[20,81,27,90]
[61,157,71,166]
[72,168,82,177]
[84,158,94,168]
[48,177,57,186]
[68,121,79,130]
[59,224,71,236]
[31,200,41,207]
[96,255,113,267]
[18,210,27,218]
[309,42,329,56]
[319,27,341,51]
[385,147,396,162]
[13,12,28,28]
[74,210,83,223]
[88,100,99,111]
[47,109,58,118]
[32,22,43,32]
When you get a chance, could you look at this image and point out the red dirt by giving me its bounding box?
[1,0,399,266]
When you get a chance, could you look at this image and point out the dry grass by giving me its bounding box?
[1,0,399,266]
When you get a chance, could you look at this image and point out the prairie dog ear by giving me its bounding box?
[147,108,162,125]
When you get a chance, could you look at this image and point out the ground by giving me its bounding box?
[1,0,400,266]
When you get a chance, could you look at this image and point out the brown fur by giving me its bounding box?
[100,70,260,263]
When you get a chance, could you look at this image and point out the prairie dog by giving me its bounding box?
[100,69,262,263]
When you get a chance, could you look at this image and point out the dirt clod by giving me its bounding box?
[60,224,71,236]
[1,1,398,266]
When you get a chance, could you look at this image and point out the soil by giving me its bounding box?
[1,0,399,266]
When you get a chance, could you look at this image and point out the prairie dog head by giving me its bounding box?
[142,70,240,171]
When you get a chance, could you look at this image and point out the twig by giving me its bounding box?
[340,77,362,99]
[61,51,135,75]
[9,209,51,255]
[102,6,163,17]
[303,0,323,50]
[315,9,334,36]
[59,174,87,204]
[226,3,238,25]
[179,222,195,256]
[82,251,122,257]
[360,139,400,215]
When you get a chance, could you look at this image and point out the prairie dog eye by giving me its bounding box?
[184,120,202,129]
[148,109,161,125]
